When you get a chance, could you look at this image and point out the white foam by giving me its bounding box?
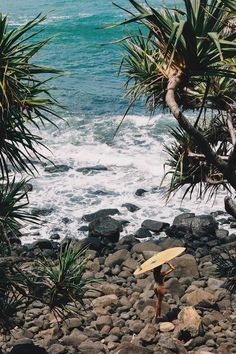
[21,114,226,244]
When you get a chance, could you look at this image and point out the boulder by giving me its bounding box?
[138,323,157,343]
[122,203,140,212]
[135,227,152,239]
[185,289,217,307]
[131,242,161,255]
[83,208,120,222]
[31,208,54,217]
[44,164,70,173]
[113,342,153,354]
[76,165,108,174]
[48,344,65,354]
[135,189,147,196]
[26,239,53,251]
[166,213,218,240]
[141,219,170,233]
[176,307,202,339]
[92,294,118,308]
[61,329,87,346]
[105,249,130,267]
[89,216,121,242]
[78,340,105,354]
[172,254,199,278]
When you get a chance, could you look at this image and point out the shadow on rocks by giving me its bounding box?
[9,344,48,354]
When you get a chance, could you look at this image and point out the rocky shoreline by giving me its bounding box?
[1,210,236,354]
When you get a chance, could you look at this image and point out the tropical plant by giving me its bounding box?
[214,249,236,294]
[32,242,100,319]
[0,13,62,179]
[108,0,236,211]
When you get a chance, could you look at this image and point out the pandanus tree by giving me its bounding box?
[108,0,236,214]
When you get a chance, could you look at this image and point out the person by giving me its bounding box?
[152,262,175,318]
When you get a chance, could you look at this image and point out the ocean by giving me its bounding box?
[1,0,224,242]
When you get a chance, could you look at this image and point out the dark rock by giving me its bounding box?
[135,227,152,239]
[113,343,153,354]
[230,222,236,228]
[76,165,108,173]
[82,208,120,222]
[80,237,103,252]
[122,203,140,212]
[61,217,72,224]
[31,208,54,217]
[50,233,60,240]
[166,213,218,242]
[215,229,229,243]
[44,164,71,173]
[135,188,147,196]
[141,219,170,233]
[119,235,140,246]
[88,216,121,242]
[26,239,53,251]
[78,225,89,232]
[10,344,48,354]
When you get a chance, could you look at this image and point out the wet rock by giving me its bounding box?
[89,216,121,242]
[113,342,153,354]
[135,189,147,196]
[50,233,60,240]
[44,164,71,173]
[83,208,120,222]
[76,165,108,173]
[31,208,54,217]
[135,227,152,239]
[78,225,89,232]
[105,249,130,267]
[141,219,170,233]
[80,237,102,252]
[26,239,53,251]
[122,203,140,212]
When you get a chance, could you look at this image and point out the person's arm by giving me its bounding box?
[163,262,175,276]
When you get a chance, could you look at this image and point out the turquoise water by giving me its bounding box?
[1,1,222,242]
[2,0,181,116]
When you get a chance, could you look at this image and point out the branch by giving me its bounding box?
[165,72,228,174]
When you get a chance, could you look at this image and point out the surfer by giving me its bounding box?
[153,262,175,318]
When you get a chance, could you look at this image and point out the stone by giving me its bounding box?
[61,329,86,346]
[159,322,175,332]
[122,203,140,212]
[131,242,161,254]
[138,323,157,343]
[165,278,185,298]
[135,227,152,239]
[94,315,112,329]
[31,208,54,217]
[64,317,82,330]
[135,189,147,196]
[105,249,130,267]
[113,342,153,354]
[83,208,119,222]
[26,239,53,251]
[92,294,118,308]
[89,216,121,242]
[48,344,65,354]
[44,164,71,173]
[172,254,199,278]
[122,257,139,271]
[207,277,224,291]
[185,289,216,307]
[76,165,108,173]
[78,340,105,354]
[141,219,170,233]
[176,307,201,338]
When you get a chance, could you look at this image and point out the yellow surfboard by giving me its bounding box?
[134,247,186,276]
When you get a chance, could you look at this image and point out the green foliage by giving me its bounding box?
[32,243,100,319]
[0,13,62,179]
[214,250,236,293]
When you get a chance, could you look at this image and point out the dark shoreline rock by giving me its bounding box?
[82,208,120,222]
